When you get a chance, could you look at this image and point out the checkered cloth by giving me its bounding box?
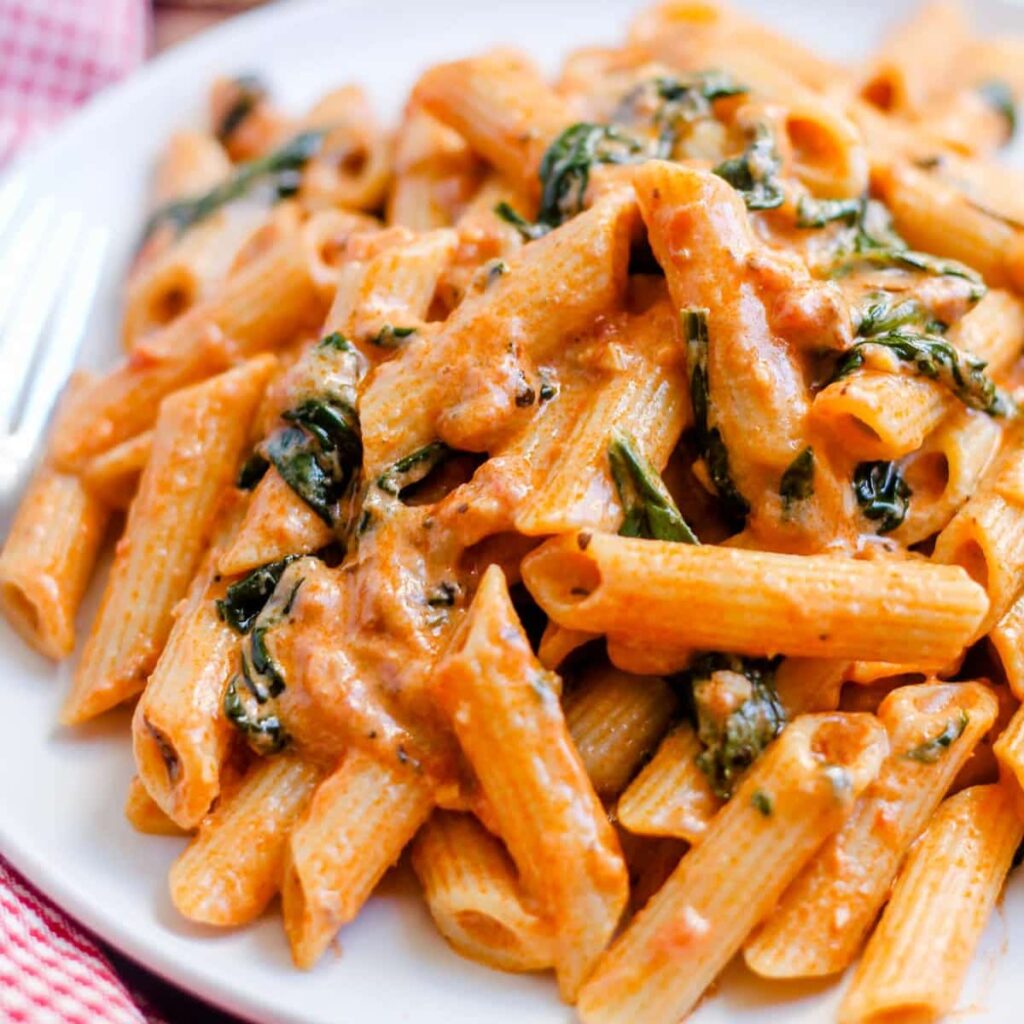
[0,857,166,1024]
[0,0,149,164]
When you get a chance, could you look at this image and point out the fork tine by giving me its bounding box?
[0,175,27,239]
[0,210,83,432]
[17,225,109,449]
[0,198,57,330]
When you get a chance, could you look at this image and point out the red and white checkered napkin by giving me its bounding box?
[0,0,149,165]
[0,855,166,1024]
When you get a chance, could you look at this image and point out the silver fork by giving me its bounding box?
[0,174,110,500]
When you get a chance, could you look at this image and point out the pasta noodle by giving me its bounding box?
[522,532,988,666]
[62,355,276,724]
[744,681,997,977]
[434,565,628,998]
[839,782,1023,1024]
[577,713,889,1024]
[411,810,555,972]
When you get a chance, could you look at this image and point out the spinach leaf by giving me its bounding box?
[832,330,1012,416]
[779,446,815,512]
[795,195,864,228]
[223,567,304,756]
[236,450,269,490]
[538,123,648,227]
[283,398,361,463]
[905,710,969,763]
[495,122,648,237]
[267,427,338,524]
[978,79,1017,140]
[318,331,355,352]
[247,625,287,697]
[268,394,362,526]
[223,675,288,756]
[376,441,451,497]
[682,307,750,530]
[494,201,549,241]
[686,652,786,799]
[852,460,912,533]
[713,123,784,210]
[855,247,985,290]
[608,429,698,543]
[216,74,267,142]
[216,556,298,633]
[623,72,747,155]
[854,293,937,337]
[822,198,985,301]
[141,129,325,245]
[827,200,986,299]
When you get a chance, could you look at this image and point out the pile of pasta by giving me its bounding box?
[9,1,1024,1020]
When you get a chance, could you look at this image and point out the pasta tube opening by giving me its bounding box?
[945,538,990,594]
[0,580,43,649]
[516,539,603,619]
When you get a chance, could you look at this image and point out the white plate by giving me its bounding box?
[2,1,1024,1021]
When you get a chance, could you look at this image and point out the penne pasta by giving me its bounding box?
[0,465,109,659]
[80,430,154,509]
[893,407,1002,547]
[564,665,677,798]
[359,189,636,476]
[774,657,848,715]
[577,713,888,1024]
[933,430,1024,636]
[218,468,333,576]
[523,532,988,667]
[616,722,722,844]
[433,565,628,999]
[170,755,322,926]
[125,775,191,837]
[152,129,231,206]
[857,1,971,115]
[62,355,276,724]
[990,593,1024,700]
[281,748,434,969]
[132,494,247,828]
[414,50,572,199]
[411,810,555,973]
[873,159,1024,291]
[839,782,1024,1024]
[745,681,997,977]
[512,297,690,537]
